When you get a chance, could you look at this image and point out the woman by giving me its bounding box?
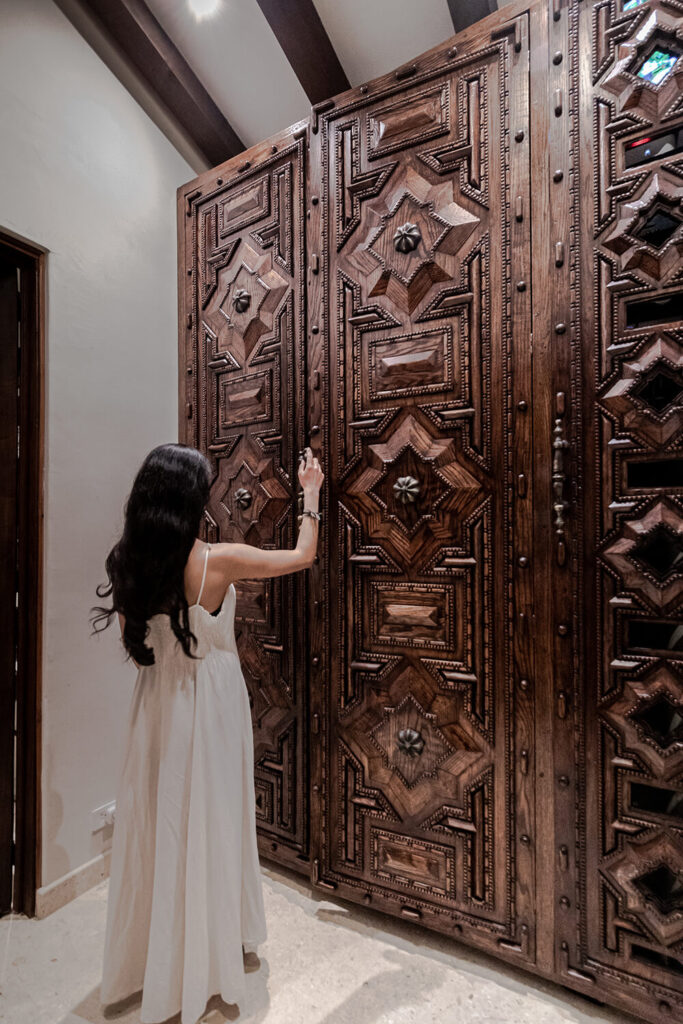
[92,442,323,1024]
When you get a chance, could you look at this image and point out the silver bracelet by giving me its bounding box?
[300,508,321,522]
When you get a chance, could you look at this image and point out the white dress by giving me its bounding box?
[100,546,267,1024]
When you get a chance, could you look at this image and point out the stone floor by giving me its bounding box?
[1,862,632,1024]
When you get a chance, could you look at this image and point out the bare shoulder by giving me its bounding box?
[209,541,244,567]
[207,541,254,582]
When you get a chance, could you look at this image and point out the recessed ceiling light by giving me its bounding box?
[188,0,222,20]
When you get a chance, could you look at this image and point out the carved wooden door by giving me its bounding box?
[548,1,683,1020]
[178,126,310,873]
[307,13,536,959]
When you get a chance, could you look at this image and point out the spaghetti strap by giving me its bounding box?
[194,544,211,607]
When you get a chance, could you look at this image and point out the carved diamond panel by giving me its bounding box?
[600,333,683,447]
[345,412,484,564]
[603,500,683,610]
[606,663,683,778]
[599,6,683,122]
[347,168,480,315]
[371,693,455,788]
[602,174,683,282]
[606,832,683,949]
[208,439,290,544]
[212,245,288,358]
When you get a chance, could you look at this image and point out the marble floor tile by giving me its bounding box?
[0,863,634,1024]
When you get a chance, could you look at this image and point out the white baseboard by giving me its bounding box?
[35,850,111,919]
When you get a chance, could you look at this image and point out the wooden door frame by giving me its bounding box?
[0,229,45,916]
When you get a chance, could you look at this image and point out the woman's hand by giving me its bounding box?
[298,447,324,496]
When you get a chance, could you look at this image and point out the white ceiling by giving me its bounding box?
[145,0,503,151]
[311,0,456,88]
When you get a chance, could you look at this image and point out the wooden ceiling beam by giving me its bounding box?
[447,0,498,34]
[77,0,244,166]
[254,0,350,105]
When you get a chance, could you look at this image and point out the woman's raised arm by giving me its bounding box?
[211,447,323,585]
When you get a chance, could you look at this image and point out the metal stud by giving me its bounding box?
[234,487,252,509]
[553,169,564,182]
[233,289,250,313]
[515,129,525,142]
[397,727,425,757]
[517,280,527,292]
[553,51,563,64]
[393,475,420,504]
[558,691,568,719]
[393,222,422,253]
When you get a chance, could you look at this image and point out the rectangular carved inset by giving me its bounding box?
[371,828,455,897]
[254,778,273,825]
[218,174,270,237]
[234,579,269,625]
[368,84,450,157]
[218,370,272,430]
[368,328,453,401]
[371,582,453,649]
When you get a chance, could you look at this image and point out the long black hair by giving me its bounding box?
[91,443,211,666]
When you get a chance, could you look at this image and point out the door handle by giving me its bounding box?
[552,392,569,558]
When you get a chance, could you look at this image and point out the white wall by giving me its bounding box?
[0,0,194,890]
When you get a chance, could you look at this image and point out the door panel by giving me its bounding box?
[177,2,683,1019]
[179,129,310,870]
[569,1,683,1018]
[309,17,535,956]
[0,256,19,914]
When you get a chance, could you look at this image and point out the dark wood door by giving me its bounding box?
[555,1,683,1020]
[307,12,536,958]
[177,2,683,1019]
[0,253,19,914]
[178,125,310,872]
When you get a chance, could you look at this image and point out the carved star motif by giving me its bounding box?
[602,174,683,283]
[600,7,683,123]
[603,499,683,611]
[206,442,290,544]
[347,168,480,315]
[599,333,683,447]
[204,243,288,360]
[607,832,683,948]
[371,692,454,789]
[605,663,683,778]
[347,413,483,559]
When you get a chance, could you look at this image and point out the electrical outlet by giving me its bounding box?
[91,800,116,833]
